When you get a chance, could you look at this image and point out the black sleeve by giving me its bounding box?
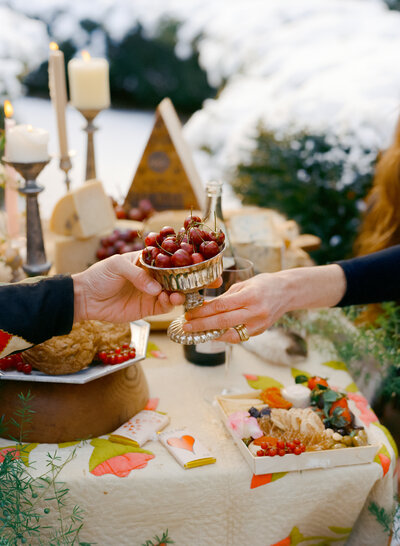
[0,275,74,356]
[337,245,400,307]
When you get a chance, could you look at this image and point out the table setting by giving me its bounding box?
[0,40,398,546]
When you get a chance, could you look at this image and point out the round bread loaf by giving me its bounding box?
[23,321,131,375]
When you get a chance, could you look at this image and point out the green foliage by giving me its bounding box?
[384,0,400,10]
[24,18,215,112]
[142,529,174,546]
[232,127,375,264]
[368,500,397,535]
[0,392,87,544]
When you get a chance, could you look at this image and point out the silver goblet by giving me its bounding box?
[140,247,226,344]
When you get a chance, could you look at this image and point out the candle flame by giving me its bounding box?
[27,125,33,132]
[49,41,59,51]
[4,100,13,118]
[81,50,91,62]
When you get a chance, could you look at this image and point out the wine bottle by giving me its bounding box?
[183,180,233,366]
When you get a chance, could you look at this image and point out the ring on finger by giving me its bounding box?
[233,323,250,342]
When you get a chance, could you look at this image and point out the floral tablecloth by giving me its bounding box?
[0,332,397,545]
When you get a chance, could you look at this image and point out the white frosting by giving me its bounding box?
[281,384,311,408]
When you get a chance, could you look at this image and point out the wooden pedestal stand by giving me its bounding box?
[0,363,149,444]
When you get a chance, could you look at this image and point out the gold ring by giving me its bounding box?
[233,324,250,342]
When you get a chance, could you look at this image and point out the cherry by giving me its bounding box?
[128,349,136,359]
[107,233,119,246]
[114,205,126,219]
[143,246,160,264]
[199,241,220,259]
[161,237,179,254]
[191,253,205,264]
[277,440,285,450]
[160,226,176,239]
[127,229,139,241]
[96,247,108,260]
[23,363,32,375]
[269,448,277,457]
[256,450,264,457]
[188,228,203,247]
[131,241,144,251]
[145,232,158,247]
[200,229,211,241]
[180,242,194,255]
[128,208,145,221]
[278,449,286,457]
[209,229,225,246]
[171,249,192,267]
[184,215,202,230]
[155,253,172,268]
[294,446,302,455]
[138,199,154,216]
[115,240,126,253]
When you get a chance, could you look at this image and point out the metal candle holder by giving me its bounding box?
[59,154,73,191]
[140,247,226,345]
[78,108,101,181]
[2,158,51,277]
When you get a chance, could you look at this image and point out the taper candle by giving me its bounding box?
[3,101,19,238]
[48,42,69,161]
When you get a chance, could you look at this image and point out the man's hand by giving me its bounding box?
[72,251,185,323]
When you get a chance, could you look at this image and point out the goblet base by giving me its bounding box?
[167,315,226,345]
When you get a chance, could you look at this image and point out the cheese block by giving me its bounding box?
[50,180,116,239]
[143,209,202,234]
[54,234,102,274]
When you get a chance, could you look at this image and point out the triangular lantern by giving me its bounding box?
[124,98,204,211]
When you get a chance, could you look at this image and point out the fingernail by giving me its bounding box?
[183,323,192,332]
[147,282,161,295]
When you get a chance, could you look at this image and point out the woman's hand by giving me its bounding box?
[183,265,347,343]
[72,251,185,323]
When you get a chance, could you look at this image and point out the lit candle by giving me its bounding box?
[6,124,49,163]
[3,101,20,238]
[48,42,69,161]
[68,51,110,110]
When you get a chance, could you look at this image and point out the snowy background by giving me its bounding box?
[1,0,400,215]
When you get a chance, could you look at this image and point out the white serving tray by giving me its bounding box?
[215,392,380,474]
[0,320,150,385]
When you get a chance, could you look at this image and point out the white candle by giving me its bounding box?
[48,42,69,160]
[3,101,20,238]
[68,51,110,110]
[6,124,49,163]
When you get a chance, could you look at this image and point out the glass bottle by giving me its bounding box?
[183,180,233,366]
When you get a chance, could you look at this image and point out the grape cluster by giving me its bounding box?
[0,353,32,374]
[112,198,155,221]
[96,228,144,260]
[142,214,225,268]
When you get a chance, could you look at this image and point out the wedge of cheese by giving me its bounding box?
[53,234,102,274]
[50,180,116,238]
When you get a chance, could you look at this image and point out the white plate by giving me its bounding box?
[0,320,150,385]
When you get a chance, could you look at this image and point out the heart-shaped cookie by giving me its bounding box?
[167,435,195,452]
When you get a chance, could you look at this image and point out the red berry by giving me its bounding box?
[200,229,211,241]
[115,240,126,253]
[256,450,264,457]
[278,449,286,457]
[287,442,295,452]
[184,215,201,230]
[294,446,302,455]
[98,351,107,361]
[17,361,25,372]
[191,253,205,264]
[144,232,158,247]
[96,247,108,260]
[160,226,175,239]
[161,237,179,254]
[105,245,117,258]
[209,229,225,246]
[127,229,139,242]
[115,347,121,354]
[116,354,125,364]
[155,253,172,268]
[180,242,194,255]
[269,448,277,457]
[114,205,126,219]
[199,240,220,259]
[277,440,285,450]
[128,349,136,359]
[23,363,32,375]
[300,444,306,453]
[171,249,192,267]
[128,207,145,221]
[260,442,268,451]
[109,355,118,365]
[122,344,129,349]
[188,227,203,247]
[293,439,301,445]
[138,199,154,216]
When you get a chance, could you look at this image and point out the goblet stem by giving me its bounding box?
[184,291,204,311]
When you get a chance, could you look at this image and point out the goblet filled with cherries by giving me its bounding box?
[140,214,226,344]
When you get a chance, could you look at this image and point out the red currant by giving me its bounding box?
[269,448,277,457]
[293,439,301,445]
[278,449,286,457]
[287,442,295,452]
[115,347,121,354]
[128,350,136,359]
[23,363,32,375]
[256,450,264,457]
[294,446,302,456]
[260,442,268,451]
[16,361,24,372]
[277,440,285,450]
[122,343,129,349]
[116,354,125,364]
